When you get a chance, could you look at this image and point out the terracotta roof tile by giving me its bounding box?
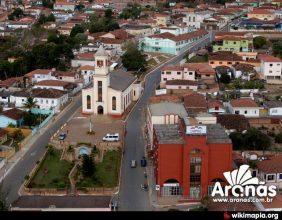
[230,98,258,108]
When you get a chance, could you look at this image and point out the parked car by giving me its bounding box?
[131,160,137,168]
[141,156,147,167]
[102,133,119,142]
[58,133,67,140]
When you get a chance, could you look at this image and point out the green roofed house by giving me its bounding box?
[213,36,253,53]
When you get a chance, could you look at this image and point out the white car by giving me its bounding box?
[102,133,120,142]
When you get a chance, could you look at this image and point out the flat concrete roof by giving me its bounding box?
[154,124,184,144]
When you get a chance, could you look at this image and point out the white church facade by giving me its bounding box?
[82,46,142,116]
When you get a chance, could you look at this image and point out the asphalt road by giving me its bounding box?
[1,94,82,205]
[118,34,212,211]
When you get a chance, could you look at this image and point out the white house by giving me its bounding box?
[227,98,262,117]
[33,80,77,92]
[259,54,282,84]
[183,10,213,29]
[53,1,76,11]
[207,100,226,114]
[71,53,95,68]
[79,65,95,85]
[160,62,215,87]
[25,69,57,84]
[10,89,68,113]
[256,155,282,190]
[81,46,141,116]
[264,101,282,116]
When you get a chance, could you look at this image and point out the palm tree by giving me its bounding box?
[23,96,38,112]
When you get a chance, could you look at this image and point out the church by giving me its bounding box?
[82,46,142,116]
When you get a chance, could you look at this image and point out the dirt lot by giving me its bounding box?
[265,84,282,99]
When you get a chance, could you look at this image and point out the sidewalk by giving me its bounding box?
[0,94,81,184]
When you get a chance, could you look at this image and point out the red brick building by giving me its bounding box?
[152,122,233,200]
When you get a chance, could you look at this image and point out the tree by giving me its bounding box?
[81,154,95,178]
[244,128,271,151]
[272,40,282,58]
[8,8,24,20]
[119,4,142,19]
[121,42,147,73]
[253,36,267,49]
[70,24,85,38]
[105,9,113,19]
[230,128,271,151]
[219,72,231,84]
[275,133,282,143]
[23,97,38,112]
[229,132,245,151]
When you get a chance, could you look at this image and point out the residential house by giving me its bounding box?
[207,100,226,114]
[213,36,253,53]
[258,54,282,84]
[183,9,213,29]
[53,0,76,11]
[33,80,77,92]
[0,108,25,128]
[71,52,95,67]
[160,62,215,87]
[254,155,282,190]
[10,89,68,113]
[24,69,56,84]
[0,77,24,91]
[227,98,262,117]
[79,65,95,85]
[264,101,282,116]
[247,9,275,21]
[154,13,171,26]
[141,29,208,55]
[54,71,80,83]
[183,93,207,116]
[208,51,243,68]
[165,80,198,91]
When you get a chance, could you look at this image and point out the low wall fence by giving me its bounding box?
[76,187,117,195]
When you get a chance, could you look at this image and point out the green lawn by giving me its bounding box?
[29,149,73,188]
[187,55,208,63]
[77,150,121,188]
[157,55,167,62]
[147,58,158,67]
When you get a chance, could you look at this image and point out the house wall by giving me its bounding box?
[269,107,282,116]
[0,115,18,128]
[71,60,95,68]
[261,61,282,82]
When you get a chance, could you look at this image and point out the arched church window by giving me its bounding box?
[87,95,91,109]
[112,96,116,110]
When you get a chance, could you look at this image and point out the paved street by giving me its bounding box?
[1,94,82,205]
[117,33,212,211]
